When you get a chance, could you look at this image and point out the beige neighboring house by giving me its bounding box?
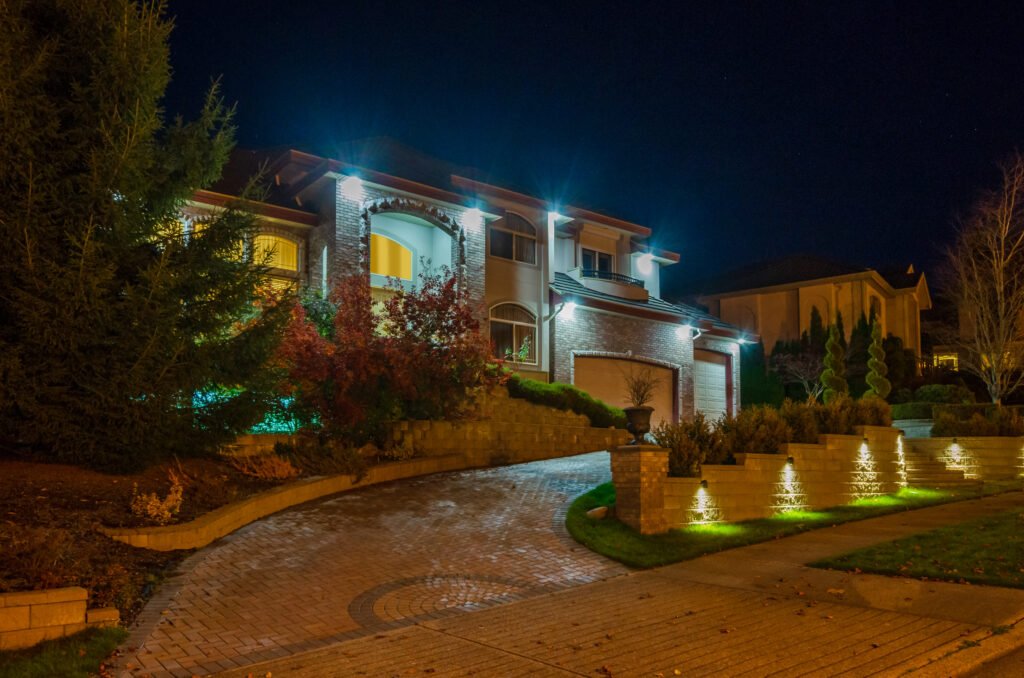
[691,255,932,357]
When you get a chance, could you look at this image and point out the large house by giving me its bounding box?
[689,255,932,359]
[187,140,746,424]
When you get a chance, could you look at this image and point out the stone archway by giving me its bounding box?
[360,197,468,294]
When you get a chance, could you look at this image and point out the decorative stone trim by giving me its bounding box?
[0,587,119,651]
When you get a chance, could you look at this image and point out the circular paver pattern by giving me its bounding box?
[121,451,626,677]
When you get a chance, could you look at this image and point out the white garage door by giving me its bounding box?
[573,357,675,426]
[694,350,730,421]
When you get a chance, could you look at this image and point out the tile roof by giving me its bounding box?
[551,273,739,331]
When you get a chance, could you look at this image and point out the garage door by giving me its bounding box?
[694,350,730,421]
[573,357,675,426]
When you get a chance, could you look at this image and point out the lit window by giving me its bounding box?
[254,234,299,271]
[490,304,537,364]
[370,233,413,280]
[582,248,613,273]
[933,353,959,370]
[489,213,537,264]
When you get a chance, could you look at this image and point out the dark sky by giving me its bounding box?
[165,0,1024,295]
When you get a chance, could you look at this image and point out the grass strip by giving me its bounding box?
[566,481,1022,569]
[811,507,1024,588]
[0,627,128,678]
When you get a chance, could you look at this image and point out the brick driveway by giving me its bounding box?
[119,452,626,677]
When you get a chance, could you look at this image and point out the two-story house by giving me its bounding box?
[187,140,746,424]
[689,255,932,359]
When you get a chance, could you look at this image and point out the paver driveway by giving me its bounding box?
[120,452,626,677]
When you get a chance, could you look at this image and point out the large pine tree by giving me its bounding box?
[0,0,289,470]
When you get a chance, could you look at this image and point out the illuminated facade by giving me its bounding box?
[190,140,746,423]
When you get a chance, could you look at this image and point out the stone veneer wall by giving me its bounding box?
[620,426,906,530]
[904,436,1024,481]
[551,307,695,422]
[0,587,118,651]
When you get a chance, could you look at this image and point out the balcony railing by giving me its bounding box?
[580,269,645,288]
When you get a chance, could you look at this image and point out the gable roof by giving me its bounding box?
[685,255,924,298]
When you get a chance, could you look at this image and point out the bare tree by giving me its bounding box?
[944,153,1024,404]
[770,351,825,403]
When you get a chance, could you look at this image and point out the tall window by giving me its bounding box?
[582,248,613,273]
[489,213,537,264]
[370,233,413,280]
[254,234,300,289]
[490,304,537,364]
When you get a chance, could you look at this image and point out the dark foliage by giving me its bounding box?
[505,374,627,429]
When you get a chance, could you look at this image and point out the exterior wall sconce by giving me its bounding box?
[786,456,795,465]
[700,479,708,488]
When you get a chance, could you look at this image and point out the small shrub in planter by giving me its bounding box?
[778,399,819,444]
[652,412,724,477]
[719,405,791,456]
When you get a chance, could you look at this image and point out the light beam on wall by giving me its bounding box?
[340,175,364,202]
[773,459,807,514]
[689,485,723,525]
[852,438,882,500]
[943,438,977,479]
[895,435,908,488]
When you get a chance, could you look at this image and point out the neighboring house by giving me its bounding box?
[186,139,746,424]
[689,255,932,359]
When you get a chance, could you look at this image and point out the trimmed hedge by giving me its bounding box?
[931,405,1024,437]
[505,374,628,429]
[891,402,935,420]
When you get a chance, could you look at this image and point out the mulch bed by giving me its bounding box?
[0,455,282,625]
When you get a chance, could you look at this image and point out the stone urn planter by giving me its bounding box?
[624,405,654,444]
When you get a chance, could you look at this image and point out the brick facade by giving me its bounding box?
[552,306,696,421]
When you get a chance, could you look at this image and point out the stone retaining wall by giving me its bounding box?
[905,436,1024,480]
[616,426,908,530]
[0,587,118,651]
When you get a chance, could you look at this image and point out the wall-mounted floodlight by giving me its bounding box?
[462,207,483,231]
[340,175,364,201]
[636,252,655,275]
[563,300,577,319]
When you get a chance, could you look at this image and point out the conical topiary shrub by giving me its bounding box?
[820,324,849,403]
[864,321,891,400]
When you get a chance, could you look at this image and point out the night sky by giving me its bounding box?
[164,1,1024,296]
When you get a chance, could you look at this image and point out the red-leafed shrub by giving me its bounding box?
[277,270,491,442]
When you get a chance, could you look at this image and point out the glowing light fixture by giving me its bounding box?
[737,337,749,345]
[637,252,655,275]
[774,461,807,514]
[463,207,483,231]
[851,438,882,500]
[340,175,364,201]
[563,301,577,319]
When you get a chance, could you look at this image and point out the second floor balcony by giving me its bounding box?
[569,267,649,301]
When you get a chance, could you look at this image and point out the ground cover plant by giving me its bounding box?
[812,507,1024,589]
[504,373,627,429]
[0,627,127,678]
[566,482,1020,569]
[0,455,289,625]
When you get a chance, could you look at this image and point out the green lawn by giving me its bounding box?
[566,481,1022,569]
[0,627,127,678]
[812,507,1024,588]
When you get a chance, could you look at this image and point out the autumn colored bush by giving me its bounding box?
[277,270,491,444]
[228,452,299,481]
[130,469,185,525]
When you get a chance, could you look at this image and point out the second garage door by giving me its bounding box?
[694,349,731,421]
[573,357,676,426]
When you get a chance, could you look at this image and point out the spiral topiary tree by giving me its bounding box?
[820,324,849,403]
[864,321,891,400]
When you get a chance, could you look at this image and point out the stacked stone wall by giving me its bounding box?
[0,588,118,651]
[905,436,1024,480]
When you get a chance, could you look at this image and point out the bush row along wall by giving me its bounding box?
[0,587,118,651]
[904,436,1024,481]
[614,426,906,532]
[232,388,630,466]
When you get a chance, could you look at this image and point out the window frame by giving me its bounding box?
[488,212,538,266]
[488,303,539,365]
[253,231,303,289]
[581,247,614,274]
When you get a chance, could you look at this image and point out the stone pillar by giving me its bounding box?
[610,444,669,535]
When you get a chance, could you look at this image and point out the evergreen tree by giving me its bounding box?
[864,321,891,400]
[807,306,827,352]
[834,311,848,351]
[0,0,289,470]
[820,324,849,403]
[740,340,784,407]
[846,312,873,396]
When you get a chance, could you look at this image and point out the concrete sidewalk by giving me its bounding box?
[219,490,1024,677]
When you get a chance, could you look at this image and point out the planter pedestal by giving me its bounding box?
[610,444,669,535]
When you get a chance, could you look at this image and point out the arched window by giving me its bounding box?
[489,213,537,265]
[254,233,300,289]
[370,233,413,280]
[490,303,537,364]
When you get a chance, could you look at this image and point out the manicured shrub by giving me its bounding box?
[855,396,893,427]
[814,394,857,435]
[890,402,935,420]
[863,322,891,400]
[779,399,820,444]
[821,325,849,403]
[914,383,976,404]
[652,413,724,477]
[505,374,627,429]
[889,387,914,404]
[931,407,1024,437]
[719,405,791,456]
